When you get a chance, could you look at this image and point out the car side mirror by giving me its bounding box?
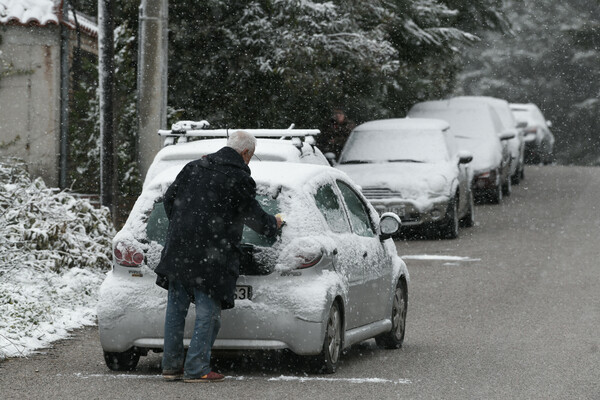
[498,131,515,141]
[546,120,552,128]
[457,150,473,164]
[379,212,401,240]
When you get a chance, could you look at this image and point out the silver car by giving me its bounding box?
[98,161,409,374]
[510,103,555,164]
[336,118,475,239]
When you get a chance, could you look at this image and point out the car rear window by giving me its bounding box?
[145,195,280,247]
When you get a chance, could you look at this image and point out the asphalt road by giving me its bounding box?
[1,165,599,399]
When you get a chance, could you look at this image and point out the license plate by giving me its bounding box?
[235,285,252,301]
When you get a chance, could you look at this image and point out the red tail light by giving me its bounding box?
[114,243,144,266]
[524,127,537,134]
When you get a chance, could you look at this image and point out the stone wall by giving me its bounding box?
[0,25,61,186]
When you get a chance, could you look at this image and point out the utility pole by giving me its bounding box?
[98,0,115,212]
[137,0,168,178]
[59,1,70,189]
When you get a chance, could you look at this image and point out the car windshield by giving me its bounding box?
[146,194,280,247]
[340,129,449,164]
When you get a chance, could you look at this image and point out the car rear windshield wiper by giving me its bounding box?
[341,160,372,164]
[387,159,424,163]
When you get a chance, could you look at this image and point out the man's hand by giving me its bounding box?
[275,214,284,229]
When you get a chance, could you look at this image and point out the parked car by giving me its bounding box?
[407,99,514,204]
[455,96,525,185]
[336,118,474,239]
[98,160,409,374]
[509,103,555,164]
[144,121,329,188]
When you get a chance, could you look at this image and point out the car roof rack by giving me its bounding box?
[158,120,320,148]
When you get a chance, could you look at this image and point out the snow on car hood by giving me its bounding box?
[337,162,455,202]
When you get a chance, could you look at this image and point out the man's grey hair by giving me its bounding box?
[227,130,257,154]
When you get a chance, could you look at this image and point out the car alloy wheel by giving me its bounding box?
[314,302,342,374]
[376,279,408,349]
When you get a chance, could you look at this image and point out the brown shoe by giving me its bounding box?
[162,369,184,381]
[183,371,225,383]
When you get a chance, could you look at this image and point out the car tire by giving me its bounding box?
[103,348,141,371]
[487,172,503,204]
[440,197,459,239]
[460,191,475,228]
[376,279,408,349]
[520,166,525,181]
[502,176,512,196]
[511,165,521,185]
[313,302,343,374]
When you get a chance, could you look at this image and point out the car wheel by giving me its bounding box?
[103,348,141,371]
[460,190,475,228]
[376,279,408,349]
[511,166,521,185]
[313,302,342,374]
[440,197,459,239]
[520,166,525,181]
[502,175,512,196]
[487,180,502,204]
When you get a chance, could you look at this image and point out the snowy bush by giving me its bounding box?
[0,160,115,359]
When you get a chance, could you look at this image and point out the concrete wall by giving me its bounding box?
[0,25,61,186]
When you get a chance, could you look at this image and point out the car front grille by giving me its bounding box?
[361,187,403,199]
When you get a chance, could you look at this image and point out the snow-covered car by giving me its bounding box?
[98,161,409,374]
[408,99,514,204]
[455,96,525,186]
[144,121,329,189]
[336,118,474,239]
[509,103,555,164]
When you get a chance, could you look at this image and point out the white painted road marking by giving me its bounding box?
[69,373,411,384]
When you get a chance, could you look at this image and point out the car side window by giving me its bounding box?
[336,181,375,237]
[314,184,351,233]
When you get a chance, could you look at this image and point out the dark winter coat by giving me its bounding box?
[317,118,356,157]
[154,146,278,309]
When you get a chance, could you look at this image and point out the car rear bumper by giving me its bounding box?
[98,270,334,356]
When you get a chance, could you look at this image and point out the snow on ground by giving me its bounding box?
[0,160,114,359]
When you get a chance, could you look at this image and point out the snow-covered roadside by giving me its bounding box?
[0,160,114,359]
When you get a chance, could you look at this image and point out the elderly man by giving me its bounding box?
[155,131,282,383]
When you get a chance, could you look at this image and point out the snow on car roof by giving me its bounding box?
[408,99,503,137]
[154,138,316,161]
[147,160,345,194]
[144,139,328,189]
[454,96,517,129]
[354,118,450,132]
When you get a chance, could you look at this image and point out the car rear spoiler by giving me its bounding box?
[158,120,320,147]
